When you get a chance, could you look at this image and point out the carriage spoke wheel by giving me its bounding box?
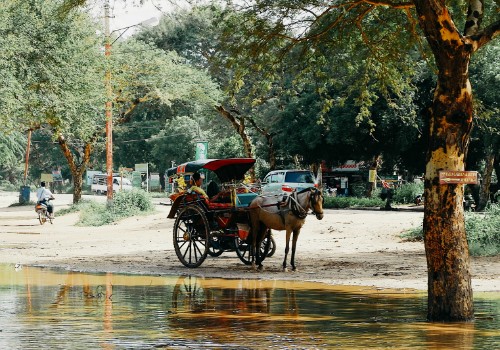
[208,234,225,257]
[173,205,209,268]
[235,229,272,265]
[171,276,213,312]
[267,232,276,257]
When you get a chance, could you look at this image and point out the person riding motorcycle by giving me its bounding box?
[36,181,55,218]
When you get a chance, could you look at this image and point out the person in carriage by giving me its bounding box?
[189,172,209,199]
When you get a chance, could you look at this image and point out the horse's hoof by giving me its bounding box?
[252,262,257,271]
[258,265,264,272]
[283,267,288,272]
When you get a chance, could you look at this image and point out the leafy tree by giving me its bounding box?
[468,43,500,210]
[0,0,106,202]
[0,131,26,184]
[226,0,500,321]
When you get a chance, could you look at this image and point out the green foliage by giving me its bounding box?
[392,182,424,204]
[0,131,25,184]
[112,188,154,213]
[0,0,105,134]
[323,196,384,209]
[0,180,19,191]
[401,204,500,257]
[467,205,500,256]
[60,189,154,226]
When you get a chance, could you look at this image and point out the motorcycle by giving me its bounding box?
[35,201,53,225]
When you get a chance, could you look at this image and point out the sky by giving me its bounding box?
[90,0,173,37]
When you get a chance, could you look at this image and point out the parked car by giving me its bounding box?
[261,169,316,195]
[91,174,133,195]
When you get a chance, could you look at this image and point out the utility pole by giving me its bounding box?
[104,0,113,204]
[24,129,32,185]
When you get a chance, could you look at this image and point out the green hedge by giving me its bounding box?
[323,196,385,209]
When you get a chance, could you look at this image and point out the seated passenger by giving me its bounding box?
[207,180,220,198]
[190,172,208,199]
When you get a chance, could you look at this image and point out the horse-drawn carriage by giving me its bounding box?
[166,158,274,268]
[166,158,324,271]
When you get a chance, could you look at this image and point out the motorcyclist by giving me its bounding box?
[36,181,55,218]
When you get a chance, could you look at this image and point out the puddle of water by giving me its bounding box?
[0,264,498,349]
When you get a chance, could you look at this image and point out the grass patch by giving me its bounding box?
[58,189,155,227]
[401,204,500,256]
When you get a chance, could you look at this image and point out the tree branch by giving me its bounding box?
[468,19,500,51]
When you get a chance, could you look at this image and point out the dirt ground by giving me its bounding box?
[0,191,498,292]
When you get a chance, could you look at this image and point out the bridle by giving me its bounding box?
[308,187,324,216]
[290,187,323,218]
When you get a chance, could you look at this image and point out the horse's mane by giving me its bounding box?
[297,187,315,194]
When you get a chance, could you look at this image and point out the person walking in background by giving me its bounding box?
[36,181,55,218]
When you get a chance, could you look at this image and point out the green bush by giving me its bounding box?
[393,182,424,204]
[324,196,385,209]
[467,204,500,256]
[0,180,20,191]
[112,188,154,213]
[58,189,155,227]
[350,182,368,198]
[401,204,500,256]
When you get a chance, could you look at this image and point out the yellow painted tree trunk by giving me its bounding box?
[414,2,475,321]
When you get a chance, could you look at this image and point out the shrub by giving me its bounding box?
[112,188,154,213]
[0,180,19,191]
[393,182,424,204]
[467,204,500,256]
[350,182,367,198]
[58,189,155,227]
[401,204,500,256]
[324,196,385,209]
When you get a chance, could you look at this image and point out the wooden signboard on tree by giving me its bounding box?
[439,171,478,185]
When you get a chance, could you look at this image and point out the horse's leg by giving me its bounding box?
[282,228,292,272]
[290,228,301,271]
[256,223,266,271]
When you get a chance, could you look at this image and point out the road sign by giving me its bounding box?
[439,171,478,185]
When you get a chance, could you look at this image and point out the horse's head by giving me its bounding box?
[309,187,324,220]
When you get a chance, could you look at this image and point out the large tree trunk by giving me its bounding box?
[477,151,495,211]
[414,2,475,321]
[57,134,94,204]
[216,105,256,180]
[247,117,277,170]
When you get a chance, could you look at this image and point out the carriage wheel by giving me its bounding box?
[171,276,214,312]
[235,229,272,265]
[208,234,225,257]
[173,205,209,268]
[267,232,276,257]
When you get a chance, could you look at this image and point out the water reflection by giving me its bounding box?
[0,264,498,349]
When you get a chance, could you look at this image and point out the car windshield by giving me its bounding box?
[284,171,314,184]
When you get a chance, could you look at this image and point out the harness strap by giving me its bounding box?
[289,191,308,219]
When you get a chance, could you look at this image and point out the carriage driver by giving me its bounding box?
[190,172,209,199]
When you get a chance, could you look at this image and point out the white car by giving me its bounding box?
[91,175,133,195]
[261,169,316,196]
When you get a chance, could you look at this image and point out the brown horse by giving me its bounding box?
[249,187,324,271]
